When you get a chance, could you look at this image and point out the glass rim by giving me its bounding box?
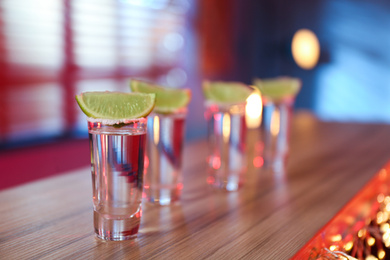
[87,117,148,125]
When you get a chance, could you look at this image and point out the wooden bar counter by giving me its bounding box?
[2,112,390,259]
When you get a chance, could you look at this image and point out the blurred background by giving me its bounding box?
[1,0,390,187]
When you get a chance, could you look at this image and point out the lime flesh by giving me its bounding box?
[202,81,254,104]
[253,77,301,100]
[75,91,156,120]
[130,79,191,114]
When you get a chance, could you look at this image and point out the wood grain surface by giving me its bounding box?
[2,112,390,259]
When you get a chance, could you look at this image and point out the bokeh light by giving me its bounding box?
[291,29,320,70]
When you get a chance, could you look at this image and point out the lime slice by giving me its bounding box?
[202,81,254,104]
[130,79,191,114]
[75,91,156,120]
[253,77,301,101]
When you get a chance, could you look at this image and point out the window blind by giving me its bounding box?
[1,0,64,145]
[0,0,191,146]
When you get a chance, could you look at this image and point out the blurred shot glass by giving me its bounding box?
[129,80,191,205]
[88,118,147,241]
[202,81,254,191]
[205,102,247,191]
[261,96,294,174]
[144,110,187,205]
[254,77,301,174]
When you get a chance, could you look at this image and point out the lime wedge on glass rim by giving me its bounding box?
[130,79,191,114]
[253,77,301,101]
[202,80,255,104]
[75,91,156,122]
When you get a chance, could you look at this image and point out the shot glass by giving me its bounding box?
[88,118,147,241]
[205,102,247,191]
[143,110,187,205]
[261,96,295,174]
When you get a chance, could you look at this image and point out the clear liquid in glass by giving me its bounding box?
[205,103,247,191]
[144,112,186,205]
[88,120,146,241]
[261,97,294,174]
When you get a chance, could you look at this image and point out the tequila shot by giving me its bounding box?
[88,119,147,241]
[130,79,191,205]
[76,91,155,241]
[202,81,254,191]
[205,102,247,191]
[261,97,294,174]
[254,77,301,174]
[144,111,187,205]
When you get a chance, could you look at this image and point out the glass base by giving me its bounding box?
[263,155,287,175]
[207,171,243,191]
[95,232,138,241]
[145,188,180,206]
[94,211,140,241]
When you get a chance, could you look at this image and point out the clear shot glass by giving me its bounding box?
[143,110,187,205]
[205,102,247,191]
[88,118,147,241]
[261,96,295,174]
